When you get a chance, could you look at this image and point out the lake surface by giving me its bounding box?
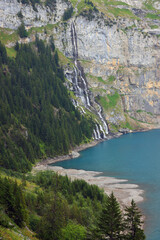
[52,129,160,240]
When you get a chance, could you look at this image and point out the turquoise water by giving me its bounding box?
[52,129,160,239]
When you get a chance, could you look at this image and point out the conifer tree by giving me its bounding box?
[124,199,145,240]
[98,192,123,240]
[18,22,28,38]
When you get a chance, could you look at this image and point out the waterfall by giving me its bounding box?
[97,104,108,136]
[71,22,91,108]
[93,129,98,140]
[96,124,101,139]
[70,21,108,140]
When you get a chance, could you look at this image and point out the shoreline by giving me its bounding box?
[35,126,157,167]
[35,132,123,166]
[33,165,144,207]
[33,130,149,207]
[33,127,160,207]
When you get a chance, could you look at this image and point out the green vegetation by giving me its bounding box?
[77,0,99,17]
[120,120,133,130]
[57,50,73,66]
[0,176,28,228]
[124,199,145,239]
[137,109,153,115]
[0,28,18,45]
[107,7,138,18]
[143,0,156,10]
[96,91,120,110]
[104,0,128,6]
[0,39,94,172]
[0,169,145,240]
[86,74,107,85]
[0,169,107,240]
[108,75,116,83]
[150,25,159,29]
[27,24,55,37]
[97,76,107,84]
[6,47,17,58]
[17,22,28,38]
[98,192,123,239]
[70,0,78,7]
[109,123,119,132]
[145,13,160,20]
[63,6,74,21]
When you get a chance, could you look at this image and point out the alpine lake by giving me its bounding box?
[51,129,160,240]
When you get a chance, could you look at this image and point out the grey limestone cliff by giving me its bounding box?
[1,0,160,133]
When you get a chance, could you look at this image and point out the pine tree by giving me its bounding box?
[18,22,28,38]
[98,192,123,240]
[50,36,55,52]
[124,199,145,240]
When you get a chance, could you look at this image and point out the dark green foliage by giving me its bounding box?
[0,40,94,172]
[17,22,28,38]
[0,170,145,239]
[25,171,106,239]
[45,0,56,9]
[0,176,28,227]
[17,11,23,19]
[124,200,145,240]
[79,1,98,21]
[50,36,55,52]
[98,192,123,240]
[85,0,94,7]
[33,171,105,202]
[0,41,7,66]
[21,0,29,4]
[20,0,40,11]
[15,41,20,51]
[84,0,98,12]
[25,172,145,240]
[38,195,69,240]
[63,6,73,21]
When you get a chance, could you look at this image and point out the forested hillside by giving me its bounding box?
[0,39,94,172]
[0,169,145,240]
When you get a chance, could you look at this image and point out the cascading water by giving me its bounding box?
[70,21,108,139]
[97,104,108,137]
[71,22,91,107]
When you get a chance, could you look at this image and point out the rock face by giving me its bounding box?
[0,0,70,29]
[1,0,160,131]
[55,14,160,128]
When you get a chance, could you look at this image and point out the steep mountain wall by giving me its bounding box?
[55,13,160,129]
[0,0,70,29]
[1,0,160,133]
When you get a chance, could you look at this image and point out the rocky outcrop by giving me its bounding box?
[0,0,70,29]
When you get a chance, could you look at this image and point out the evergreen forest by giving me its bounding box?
[0,39,94,172]
[0,169,145,240]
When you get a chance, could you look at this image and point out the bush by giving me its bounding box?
[18,22,28,38]
[63,6,73,21]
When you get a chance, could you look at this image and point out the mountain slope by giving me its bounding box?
[0,39,94,172]
[0,0,160,167]
[1,0,159,133]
